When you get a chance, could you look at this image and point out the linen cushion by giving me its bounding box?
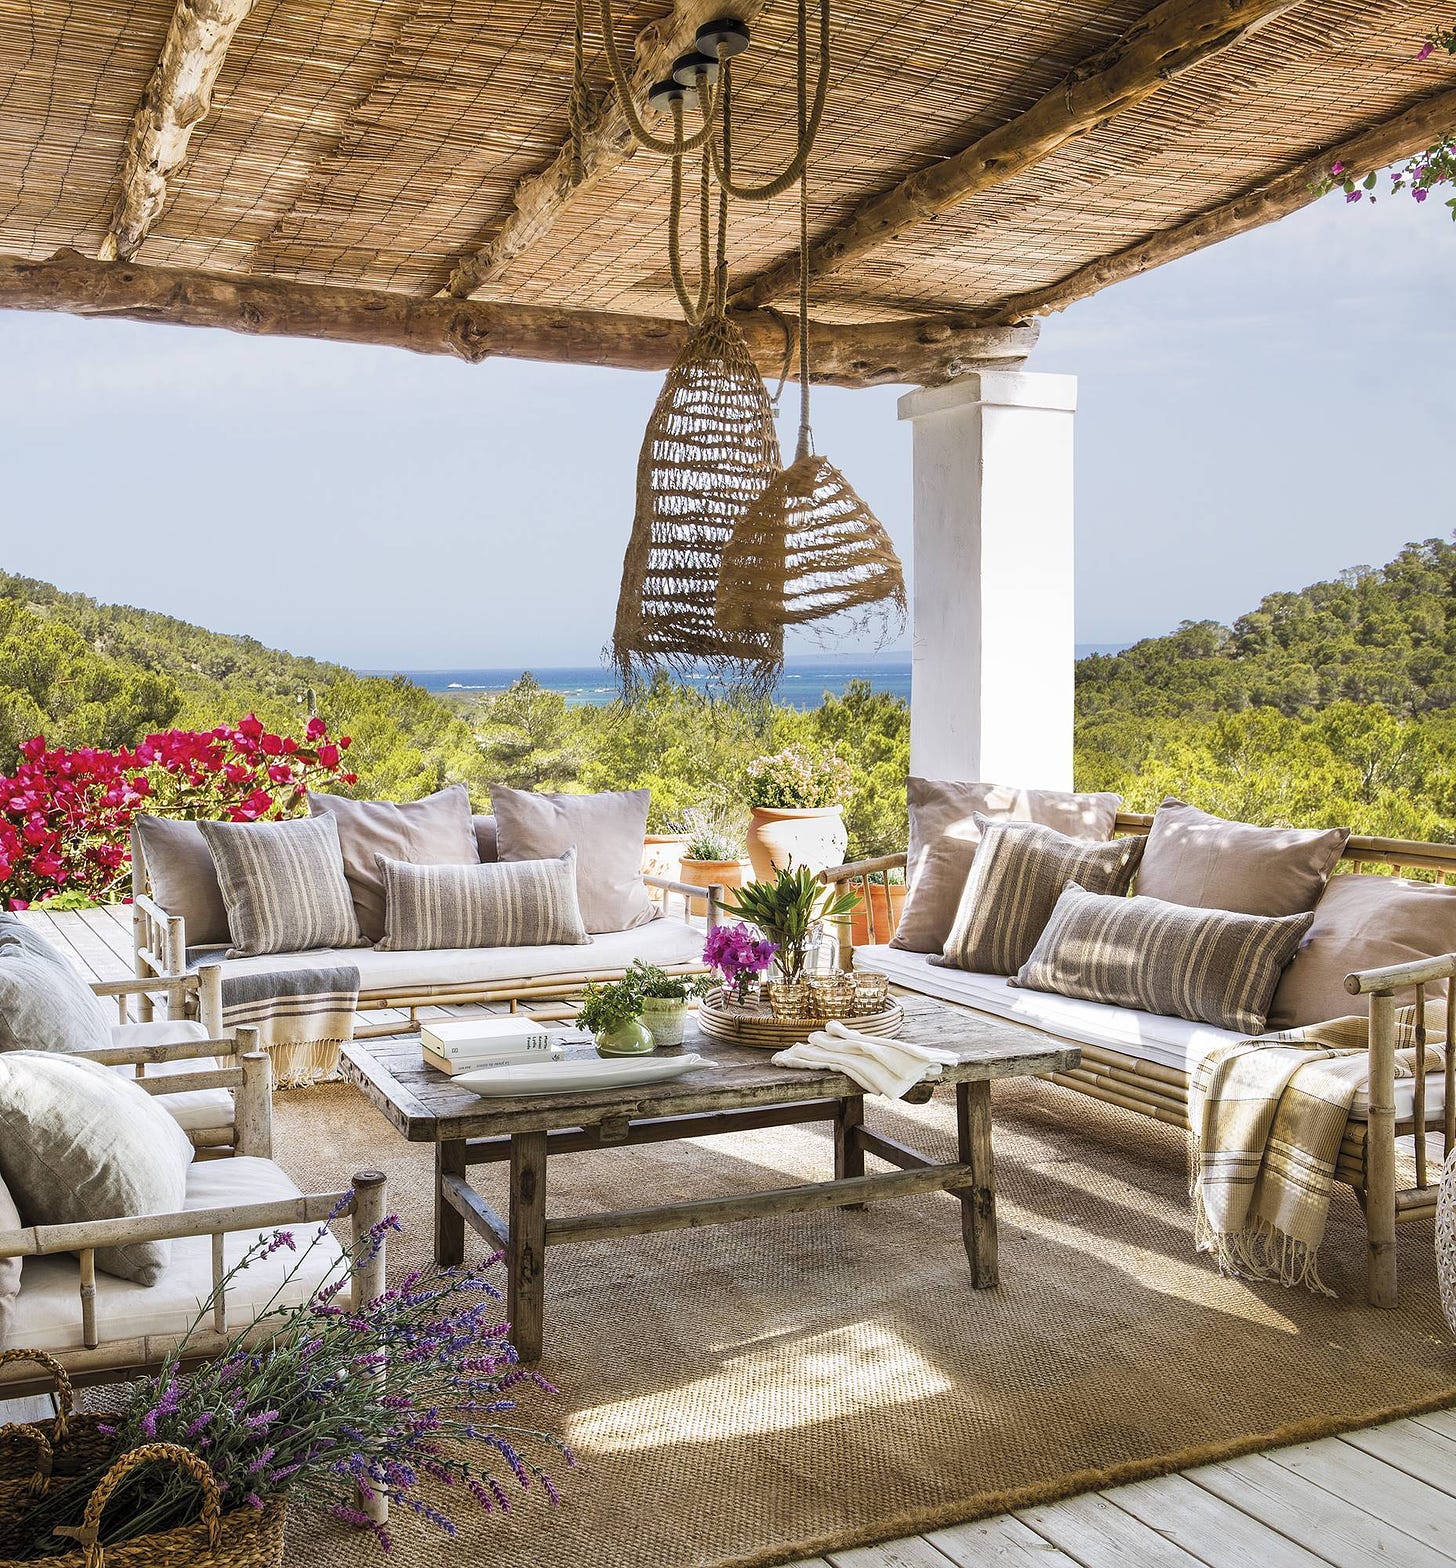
[0,1052,194,1285]
[934,817,1145,976]
[492,786,657,934]
[0,916,113,1053]
[1136,799,1348,918]
[133,815,233,947]
[1014,882,1314,1034]
[198,814,364,958]
[893,779,1122,954]
[1268,873,1456,1031]
[308,785,480,943]
[375,850,591,951]
[0,1169,19,1346]
[473,814,500,864]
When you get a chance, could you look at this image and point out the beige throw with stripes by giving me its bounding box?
[1189,1007,1447,1295]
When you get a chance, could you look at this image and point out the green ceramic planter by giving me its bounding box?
[594,1017,655,1057]
[640,997,689,1049]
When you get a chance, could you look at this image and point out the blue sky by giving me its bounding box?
[0,188,1450,670]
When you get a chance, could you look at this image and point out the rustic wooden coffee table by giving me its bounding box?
[341,993,1077,1361]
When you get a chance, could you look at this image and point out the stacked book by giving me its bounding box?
[420,1017,566,1076]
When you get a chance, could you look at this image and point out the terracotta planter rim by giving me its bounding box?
[748,804,844,820]
[680,857,751,870]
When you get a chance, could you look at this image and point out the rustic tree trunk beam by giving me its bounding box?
[980,85,1456,326]
[0,250,1037,387]
[444,0,773,299]
[730,0,1298,310]
[99,0,257,262]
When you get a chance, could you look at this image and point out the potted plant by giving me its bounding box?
[578,975,654,1056]
[850,865,908,945]
[724,866,860,985]
[702,921,779,1007]
[627,960,713,1047]
[677,802,750,914]
[742,746,852,879]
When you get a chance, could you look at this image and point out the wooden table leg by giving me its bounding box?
[508,1130,548,1363]
[435,1139,466,1267]
[957,1080,998,1288]
[834,1094,866,1209]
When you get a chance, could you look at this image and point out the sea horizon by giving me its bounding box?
[365,646,1130,710]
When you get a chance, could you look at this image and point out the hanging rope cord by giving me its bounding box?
[667,102,715,324]
[794,0,813,461]
[597,0,719,155]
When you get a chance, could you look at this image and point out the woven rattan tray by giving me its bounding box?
[697,987,904,1050]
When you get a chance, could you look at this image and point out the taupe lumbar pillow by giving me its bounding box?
[1136,799,1348,918]
[374,850,590,951]
[0,1052,195,1284]
[491,786,658,935]
[892,779,1122,955]
[1014,882,1313,1035]
[309,785,480,943]
[1268,873,1456,1031]
[133,815,233,947]
[473,814,500,864]
[198,814,364,957]
[0,916,113,1053]
[933,816,1145,977]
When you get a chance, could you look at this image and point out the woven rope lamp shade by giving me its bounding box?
[611,310,784,693]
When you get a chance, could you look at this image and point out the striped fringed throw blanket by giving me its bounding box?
[1189,1005,1447,1295]
[207,964,361,1090]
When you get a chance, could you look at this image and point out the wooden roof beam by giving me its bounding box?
[442,0,772,300]
[730,0,1298,311]
[0,250,1038,388]
[978,84,1456,325]
[98,0,256,262]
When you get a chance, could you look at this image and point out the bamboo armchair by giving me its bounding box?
[825,813,1456,1308]
[0,1026,387,1398]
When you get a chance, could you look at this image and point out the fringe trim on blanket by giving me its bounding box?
[266,1038,346,1091]
[1189,1163,1334,1297]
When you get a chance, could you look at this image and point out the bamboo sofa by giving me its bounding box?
[130,816,718,1039]
[0,980,387,1400]
[827,814,1456,1309]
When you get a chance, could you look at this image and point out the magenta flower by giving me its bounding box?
[703,922,778,1003]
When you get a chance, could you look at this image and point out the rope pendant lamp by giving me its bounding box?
[715,6,906,656]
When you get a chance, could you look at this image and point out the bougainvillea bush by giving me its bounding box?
[0,715,356,908]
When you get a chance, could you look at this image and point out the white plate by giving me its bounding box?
[452,1052,717,1098]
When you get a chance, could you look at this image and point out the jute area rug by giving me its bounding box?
[275,1077,1456,1568]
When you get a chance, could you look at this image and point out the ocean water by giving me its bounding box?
[369,647,1125,710]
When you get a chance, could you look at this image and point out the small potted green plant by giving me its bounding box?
[743,746,852,879]
[627,960,713,1048]
[578,976,654,1057]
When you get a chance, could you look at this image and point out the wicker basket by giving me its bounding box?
[697,986,904,1049]
[0,1442,286,1568]
[0,1352,113,1505]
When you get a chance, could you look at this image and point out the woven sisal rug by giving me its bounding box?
[274,1078,1456,1568]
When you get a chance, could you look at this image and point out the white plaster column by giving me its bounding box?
[897,370,1077,790]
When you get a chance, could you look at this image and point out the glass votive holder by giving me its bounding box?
[851,971,891,1015]
[807,972,858,1019]
[768,979,810,1021]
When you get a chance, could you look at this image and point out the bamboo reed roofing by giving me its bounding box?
[0,0,1450,360]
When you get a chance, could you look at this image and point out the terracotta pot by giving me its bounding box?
[641,833,691,887]
[679,857,749,916]
[850,880,907,946]
[745,805,848,880]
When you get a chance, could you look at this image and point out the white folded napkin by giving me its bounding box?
[771,1019,959,1100]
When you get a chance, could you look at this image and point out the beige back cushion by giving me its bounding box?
[892,779,1122,954]
[133,815,232,947]
[473,815,500,863]
[309,785,480,943]
[1136,799,1348,918]
[492,786,657,935]
[1269,874,1456,1031]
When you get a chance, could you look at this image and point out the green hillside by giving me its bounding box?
[0,571,490,801]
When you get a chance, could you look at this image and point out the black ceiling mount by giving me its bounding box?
[695,17,751,58]
[671,49,721,88]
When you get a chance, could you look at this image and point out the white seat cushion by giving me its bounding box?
[856,946,1444,1124]
[7,1156,346,1353]
[188,916,706,995]
[108,1021,234,1134]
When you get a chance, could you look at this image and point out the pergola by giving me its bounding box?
[1,0,1450,782]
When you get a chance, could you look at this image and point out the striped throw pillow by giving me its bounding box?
[199,814,364,958]
[1013,882,1314,1034]
[374,850,591,952]
[933,816,1145,976]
